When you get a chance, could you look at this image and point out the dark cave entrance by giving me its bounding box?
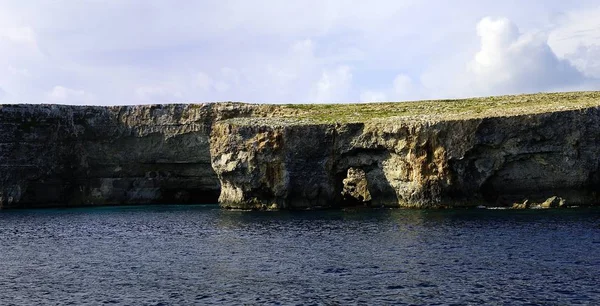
[160,188,221,204]
[480,179,499,204]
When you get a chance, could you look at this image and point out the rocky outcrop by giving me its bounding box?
[2,92,600,209]
[512,196,567,209]
[341,168,372,205]
[211,107,600,209]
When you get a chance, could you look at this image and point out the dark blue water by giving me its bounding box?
[1,206,599,305]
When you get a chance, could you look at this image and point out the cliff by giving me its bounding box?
[0,103,280,208]
[2,92,600,209]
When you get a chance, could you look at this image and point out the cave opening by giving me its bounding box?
[159,188,221,204]
[480,179,499,204]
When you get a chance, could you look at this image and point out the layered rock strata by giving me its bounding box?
[2,92,600,209]
[0,103,277,208]
[211,108,600,209]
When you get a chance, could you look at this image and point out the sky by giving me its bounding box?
[0,0,599,105]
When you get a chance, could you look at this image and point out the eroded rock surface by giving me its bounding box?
[211,108,600,209]
[341,168,372,205]
[0,103,277,208]
[3,92,600,209]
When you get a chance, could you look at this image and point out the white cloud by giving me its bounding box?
[212,81,229,93]
[466,17,584,95]
[564,45,600,78]
[194,70,240,94]
[195,72,213,92]
[362,16,596,101]
[0,2,599,104]
[0,25,41,61]
[46,86,95,105]
[7,65,31,77]
[548,6,600,57]
[135,86,182,104]
[0,26,36,44]
[360,91,387,102]
[220,67,241,85]
[0,24,44,103]
[213,67,242,93]
[183,39,349,103]
[260,39,321,100]
[311,66,353,102]
[392,74,416,99]
[549,6,600,79]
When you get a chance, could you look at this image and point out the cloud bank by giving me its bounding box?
[364,16,598,101]
[0,1,598,104]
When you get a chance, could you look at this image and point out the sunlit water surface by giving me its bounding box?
[1,205,599,305]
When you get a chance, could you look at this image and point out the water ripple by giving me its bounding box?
[0,206,599,304]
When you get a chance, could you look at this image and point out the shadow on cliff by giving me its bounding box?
[451,112,600,207]
[7,105,222,208]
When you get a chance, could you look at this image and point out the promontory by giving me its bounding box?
[1,91,600,210]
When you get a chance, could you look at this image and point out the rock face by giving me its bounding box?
[211,108,600,209]
[0,103,277,208]
[2,93,600,209]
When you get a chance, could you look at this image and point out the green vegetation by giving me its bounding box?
[272,91,600,124]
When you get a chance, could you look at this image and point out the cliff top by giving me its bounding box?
[226,91,600,125]
[2,91,600,126]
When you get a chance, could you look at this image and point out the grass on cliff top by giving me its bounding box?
[270,91,600,124]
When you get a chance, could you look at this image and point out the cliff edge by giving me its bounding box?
[2,92,600,209]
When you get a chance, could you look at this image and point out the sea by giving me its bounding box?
[0,205,599,305]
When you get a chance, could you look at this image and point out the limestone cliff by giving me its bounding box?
[210,92,600,209]
[2,91,600,209]
[0,103,278,208]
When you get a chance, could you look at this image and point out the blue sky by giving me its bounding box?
[0,0,599,105]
